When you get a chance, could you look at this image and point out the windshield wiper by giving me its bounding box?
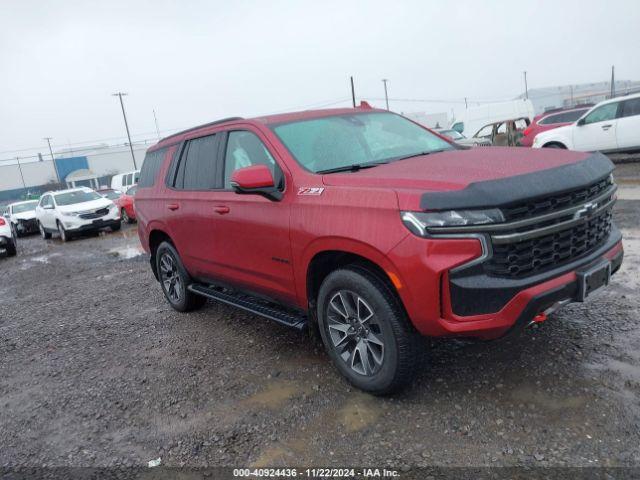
[316,162,387,174]
[394,149,449,162]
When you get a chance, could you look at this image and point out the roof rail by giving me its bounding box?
[160,117,244,143]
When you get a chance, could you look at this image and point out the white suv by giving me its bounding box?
[35,187,121,242]
[0,214,17,257]
[533,93,640,152]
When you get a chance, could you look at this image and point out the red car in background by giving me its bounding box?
[519,105,592,147]
[115,185,137,223]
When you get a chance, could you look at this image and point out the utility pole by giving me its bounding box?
[570,85,574,106]
[523,71,528,99]
[382,79,389,110]
[44,137,61,183]
[112,92,137,169]
[15,157,26,189]
[610,65,615,98]
[464,97,468,109]
[350,76,356,107]
[153,109,161,140]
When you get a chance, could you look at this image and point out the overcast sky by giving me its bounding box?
[1,0,639,161]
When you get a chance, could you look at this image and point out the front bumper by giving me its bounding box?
[388,231,623,340]
[15,218,38,234]
[62,209,120,231]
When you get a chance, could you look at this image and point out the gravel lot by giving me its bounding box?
[1,200,639,471]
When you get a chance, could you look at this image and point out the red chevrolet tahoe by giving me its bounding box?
[135,105,623,394]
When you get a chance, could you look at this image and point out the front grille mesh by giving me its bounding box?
[501,176,613,222]
[485,208,613,278]
[79,208,109,220]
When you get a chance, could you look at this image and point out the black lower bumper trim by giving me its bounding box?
[71,220,121,232]
[449,228,623,316]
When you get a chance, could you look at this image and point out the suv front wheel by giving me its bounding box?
[156,241,206,312]
[317,266,419,395]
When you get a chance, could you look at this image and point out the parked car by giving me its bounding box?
[115,185,137,223]
[519,106,593,147]
[97,188,123,201]
[136,107,622,394]
[0,215,17,257]
[463,118,530,147]
[434,129,466,142]
[35,187,121,242]
[451,99,534,138]
[533,93,640,152]
[6,200,40,237]
[111,170,140,192]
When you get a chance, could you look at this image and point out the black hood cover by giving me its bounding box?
[420,152,614,211]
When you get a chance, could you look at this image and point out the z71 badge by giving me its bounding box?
[298,187,325,196]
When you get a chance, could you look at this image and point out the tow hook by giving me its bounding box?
[532,312,548,324]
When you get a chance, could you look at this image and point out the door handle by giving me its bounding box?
[601,124,612,130]
[214,205,230,214]
[167,203,179,211]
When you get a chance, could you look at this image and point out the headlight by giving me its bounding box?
[62,211,80,217]
[401,209,504,236]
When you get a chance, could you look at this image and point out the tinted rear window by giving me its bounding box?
[171,134,222,190]
[138,148,168,188]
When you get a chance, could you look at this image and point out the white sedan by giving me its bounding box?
[0,214,17,257]
[35,187,121,242]
[533,93,640,152]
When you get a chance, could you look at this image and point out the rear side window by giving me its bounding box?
[173,134,221,190]
[621,98,640,118]
[138,148,168,188]
[539,112,564,125]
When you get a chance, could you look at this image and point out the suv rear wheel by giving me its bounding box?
[317,266,419,395]
[156,241,206,312]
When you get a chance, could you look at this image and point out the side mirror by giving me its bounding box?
[577,118,586,126]
[230,164,282,201]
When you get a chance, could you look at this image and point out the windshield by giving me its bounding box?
[54,190,102,206]
[11,201,38,213]
[100,190,121,200]
[272,112,453,173]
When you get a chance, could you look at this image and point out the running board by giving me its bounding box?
[188,283,308,331]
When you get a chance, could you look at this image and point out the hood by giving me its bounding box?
[12,211,36,221]
[57,198,113,213]
[322,147,590,191]
[321,147,613,211]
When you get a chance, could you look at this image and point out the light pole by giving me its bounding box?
[153,109,161,140]
[523,71,528,99]
[112,92,137,169]
[382,79,389,110]
[15,157,26,190]
[44,137,61,183]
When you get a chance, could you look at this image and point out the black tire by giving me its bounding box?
[111,222,122,232]
[57,221,71,242]
[5,238,17,257]
[317,266,419,395]
[156,241,206,312]
[39,222,52,240]
[543,142,566,149]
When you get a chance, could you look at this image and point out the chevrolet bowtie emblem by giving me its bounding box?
[573,201,598,220]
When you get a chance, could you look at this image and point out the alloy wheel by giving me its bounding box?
[326,290,385,376]
[159,253,183,303]
[122,209,129,223]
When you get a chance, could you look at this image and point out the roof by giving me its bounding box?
[153,105,382,150]
[66,168,98,181]
[8,199,39,207]
[43,186,94,196]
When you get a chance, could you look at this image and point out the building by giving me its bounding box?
[516,80,640,115]
[0,141,153,202]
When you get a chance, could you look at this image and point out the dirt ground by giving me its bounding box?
[1,199,640,472]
